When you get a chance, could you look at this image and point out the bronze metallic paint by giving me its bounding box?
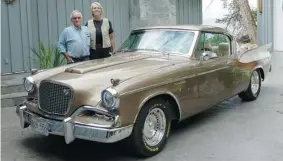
[21,26,272,128]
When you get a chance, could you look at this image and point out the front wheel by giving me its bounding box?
[238,69,262,101]
[128,98,172,158]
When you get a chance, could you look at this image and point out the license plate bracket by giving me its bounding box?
[25,112,50,136]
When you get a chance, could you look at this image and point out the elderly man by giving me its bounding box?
[58,10,90,64]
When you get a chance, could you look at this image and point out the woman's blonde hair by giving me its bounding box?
[91,2,104,17]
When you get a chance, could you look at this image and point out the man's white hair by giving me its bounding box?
[70,10,83,19]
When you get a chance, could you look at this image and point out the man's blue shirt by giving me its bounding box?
[58,25,90,58]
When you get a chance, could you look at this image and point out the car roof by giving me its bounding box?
[133,24,230,34]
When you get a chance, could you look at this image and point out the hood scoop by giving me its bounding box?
[64,55,151,74]
[65,68,81,74]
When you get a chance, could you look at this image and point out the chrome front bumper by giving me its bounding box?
[17,105,133,144]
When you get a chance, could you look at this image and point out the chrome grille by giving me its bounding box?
[38,81,73,115]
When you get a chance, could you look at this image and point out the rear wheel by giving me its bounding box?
[128,98,172,158]
[238,69,261,101]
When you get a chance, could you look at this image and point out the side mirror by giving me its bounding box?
[200,52,210,61]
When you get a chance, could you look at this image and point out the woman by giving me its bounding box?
[85,2,116,60]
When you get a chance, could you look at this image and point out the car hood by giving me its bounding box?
[42,52,185,106]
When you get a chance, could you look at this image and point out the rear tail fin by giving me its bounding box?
[238,43,272,63]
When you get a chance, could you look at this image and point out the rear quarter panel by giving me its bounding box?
[238,43,272,80]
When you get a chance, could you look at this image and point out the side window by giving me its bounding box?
[195,32,231,60]
[215,34,231,57]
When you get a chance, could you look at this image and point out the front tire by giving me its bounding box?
[238,69,262,101]
[128,98,172,158]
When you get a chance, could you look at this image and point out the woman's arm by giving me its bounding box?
[108,20,115,52]
[110,32,116,52]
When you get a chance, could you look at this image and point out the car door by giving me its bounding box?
[191,32,235,113]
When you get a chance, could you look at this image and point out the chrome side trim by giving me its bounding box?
[119,73,197,96]
[196,66,230,76]
[121,63,229,97]
[133,91,182,123]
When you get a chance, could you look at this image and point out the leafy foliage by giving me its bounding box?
[30,42,66,69]
[251,9,257,21]
[216,0,257,39]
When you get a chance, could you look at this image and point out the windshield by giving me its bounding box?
[119,29,195,55]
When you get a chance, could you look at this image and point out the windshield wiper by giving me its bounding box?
[114,49,137,55]
[133,48,162,53]
[137,48,176,59]
[169,51,184,55]
[116,49,135,52]
[117,48,184,57]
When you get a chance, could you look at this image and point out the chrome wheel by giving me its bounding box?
[251,71,260,95]
[143,108,166,147]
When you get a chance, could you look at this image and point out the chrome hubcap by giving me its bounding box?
[251,71,260,95]
[143,108,166,147]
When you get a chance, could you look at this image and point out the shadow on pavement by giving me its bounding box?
[20,134,132,161]
[19,96,250,161]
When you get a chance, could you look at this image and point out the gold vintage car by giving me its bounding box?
[16,25,272,157]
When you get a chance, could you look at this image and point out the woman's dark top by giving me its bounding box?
[85,19,114,59]
[85,19,114,46]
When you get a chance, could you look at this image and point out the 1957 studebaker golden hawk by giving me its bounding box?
[16,25,272,157]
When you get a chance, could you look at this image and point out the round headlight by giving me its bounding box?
[23,77,35,93]
[101,89,119,110]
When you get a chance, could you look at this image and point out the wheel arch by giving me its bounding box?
[134,92,182,123]
[253,66,265,81]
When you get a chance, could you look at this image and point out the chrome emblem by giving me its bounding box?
[63,89,70,96]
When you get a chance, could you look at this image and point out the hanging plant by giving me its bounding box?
[4,0,15,4]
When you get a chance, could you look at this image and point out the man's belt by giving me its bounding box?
[70,56,89,60]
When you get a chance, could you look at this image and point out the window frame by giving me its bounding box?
[192,31,233,60]
[119,29,199,58]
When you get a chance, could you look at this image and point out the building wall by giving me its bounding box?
[1,0,32,73]
[130,0,202,30]
[130,0,177,30]
[1,0,131,74]
[177,0,202,25]
[1,0,202,74]
[258,0,283,51]
[273,0,283,51]
[257,0,274,49]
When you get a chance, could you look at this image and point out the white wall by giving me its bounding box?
[274,0,283,51]
[130,0,202,30]
[130,0,177,30]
